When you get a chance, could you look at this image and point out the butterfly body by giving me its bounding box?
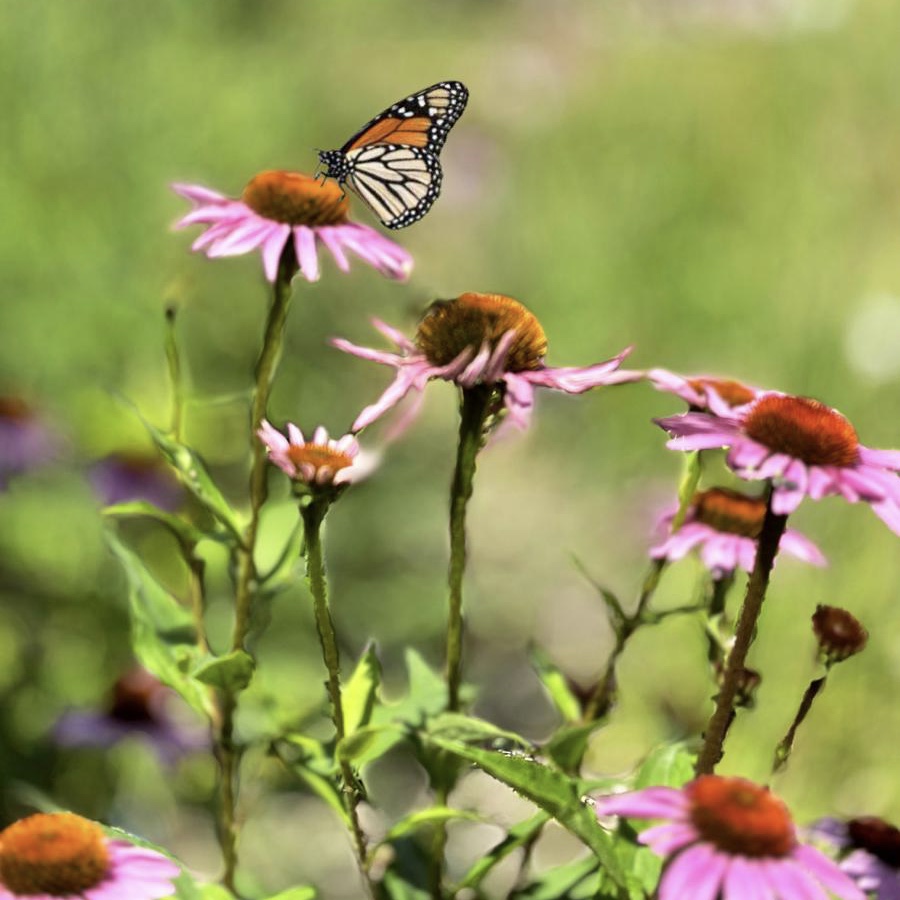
[318,81,468,229]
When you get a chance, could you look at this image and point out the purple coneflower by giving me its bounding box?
[0,397,57,490]
[54,668,206,766]
[596,775,865,900]
[656,393,900,533]
[0,812,180,900]
[332,292,638,432]
[257,421,374,488]
[651,487,826,576]
[173,171,412,283]
[648,369,763,411]
[811,817,900,900]
[87,452,184,512]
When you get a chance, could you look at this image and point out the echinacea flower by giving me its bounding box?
[54,667,207,765]
[650,487,826,576]
[656,393,900,534]
[595,776,865,900]
[0,397,58,490]
[88,452,184,512]
[332,292,638,432]
[810,817,900,900]
[258,420,374,489]
[0,811,180,900]
[173,171,413,283]
[648,369,763,411]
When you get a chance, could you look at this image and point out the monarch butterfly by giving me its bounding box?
[317,81,468,230]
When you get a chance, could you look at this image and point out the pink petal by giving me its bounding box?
[261,225,291,282]
[762,859,828,900]
[859,446,900,470]
[793,844,867,900]
[372,318,417,351]
[872,499,900,536]
[351,369,422,432]
[294,226,320,282]
[318,228,351,272]
[286,423,305,445]
[522,346,635,393]
[639,821,698,855]
[649,525,710,562]
[331,337,406,367]
[780,530,827,566]
[724,856,774,900]
[258,420,290,453]
[700,533,743,574]
[729,439,771,471]
[457,343,492,388]
[501,373,536,430]
[659,844,726,900]
[595,786,688,820]
[771,485,805,515]
[171,182,228,204]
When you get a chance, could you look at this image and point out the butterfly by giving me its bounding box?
[317,81,468,229]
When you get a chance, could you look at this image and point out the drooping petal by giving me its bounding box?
[764,859,828,900]
[594,786,689,820]
[723,855,774,900]
[294,226,320,282]
[501,372,536,431]
[638,822,698,855]
[658,844,726,900]
[793,844,867,900]
[780,530,827,566]
[521,346,636,393]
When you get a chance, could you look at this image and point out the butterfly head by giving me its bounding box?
[317,148,349,184]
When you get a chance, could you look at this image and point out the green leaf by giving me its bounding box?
[382,806,481,843]
[106,532,211,717]
[634,742,695,790]
[545,721,601,774]
[378,648,447,726]
[672,450,703,531]
[511,854,599,899]
[336,723,405,767]
[342,643,381,737]
[259,515,305,591]
[455,812,549,891]
[102,501,217,546]
[423,737,624,887]
[263,888,317,900]
[136,413,244,543]
[425,712,532,750]
[279,734,349,827]
[529,646,582,723]
[199,887,236,900]
[192,650,256,693]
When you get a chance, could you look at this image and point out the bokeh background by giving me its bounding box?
[3,0,900,896]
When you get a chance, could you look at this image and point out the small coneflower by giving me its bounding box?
[257,421,374,489]
[810,817,900,900]
[0,397,57,490]
[656,393,900,534]
[595,776,865,900]
[87,452,184,513]
[173,171,413,283]
[54,667,207,765]
[650,487,826,576]
[811,605,868,664]
[0,812,180,900]
[332,292,638,432]
[649,369,763,411]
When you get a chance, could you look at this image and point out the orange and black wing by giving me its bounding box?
[318,81,468,229]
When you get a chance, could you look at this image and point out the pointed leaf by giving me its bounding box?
[425,712,533,751]
[672,450,702,531]
[279,735,349,827]
[530,646,582,724]
[383,806,482,843]
[545,722,601,774]
[336,723,405,767]
[342,643,381,737]
[192,650,255,693]
[106,532,211,717]
[635,742,695,790]
[372,648,446,727]
[102,501,218,546]
[423,737,624,886]
[511,855,599,899]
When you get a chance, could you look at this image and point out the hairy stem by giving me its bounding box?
[695,488,787,776]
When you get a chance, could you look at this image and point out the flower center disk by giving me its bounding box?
[687,776,795,858]
[415,293,548,372]
[689,378,756,408]
[692,487,766,538]
[242,170,349,226]
[743,396,860,467]
[286,444,353,475]
[0,813,110,896]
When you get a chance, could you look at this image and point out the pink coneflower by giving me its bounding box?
[257,420,374,488]
[173,171,413,283]
[811,817,900,900]
[656,393,900,534]
[651,487,826,576]
[0,812,180,900]
[648,369,763,411]
[332,292,638,432]
[54,667,207,765]
[595,776,865,900]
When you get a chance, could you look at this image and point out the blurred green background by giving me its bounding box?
[3,0,900,896]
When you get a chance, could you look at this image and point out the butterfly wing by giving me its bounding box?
[319,81,468,228]
[344,144,441,230]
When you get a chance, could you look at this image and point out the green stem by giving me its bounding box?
[300,497,373,898]
[164,305,185,441]
[446,385,493,712]
[215,249,296,894]
[695,487,787,775]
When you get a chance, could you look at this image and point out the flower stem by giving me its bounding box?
[446,385,493,712]
[215,250,295,894]
[164,304,185,442]
[695,488,787,776]
[771,670,828,775]
[300,497,373,898]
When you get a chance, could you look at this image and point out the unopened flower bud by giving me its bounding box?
[811,605,868,664]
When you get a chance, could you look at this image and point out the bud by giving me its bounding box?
[811,605,868,664]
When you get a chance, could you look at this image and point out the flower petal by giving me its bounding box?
[658,844,726,900]
[793,843,867,900]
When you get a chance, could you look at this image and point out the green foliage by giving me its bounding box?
[192,649,255,692]
[278,734,349,828]
[529,646,583,724]
[263,889,317,900]
[342,642,382,737]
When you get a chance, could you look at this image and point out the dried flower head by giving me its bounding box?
[811,605,868,663]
